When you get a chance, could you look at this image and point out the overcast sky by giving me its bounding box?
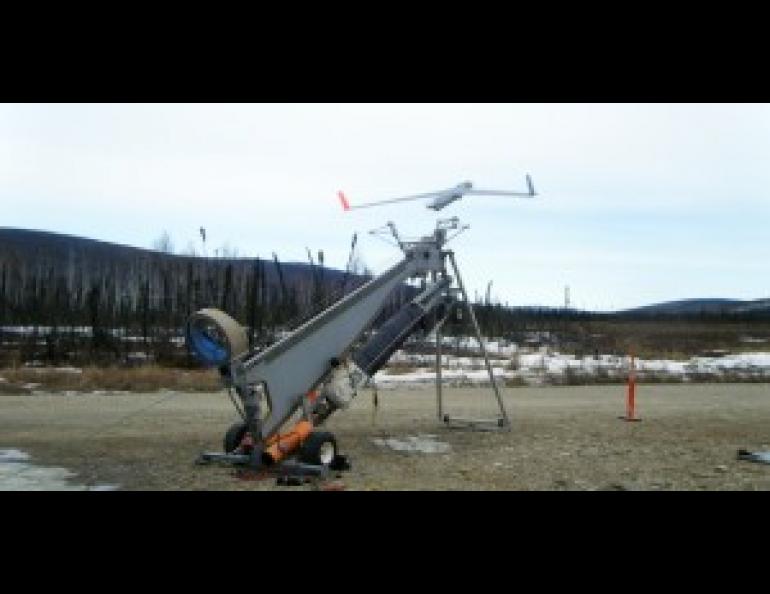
[1,103,768,311]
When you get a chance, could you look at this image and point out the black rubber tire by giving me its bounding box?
[223,421,249,453]
[298,431,338,467]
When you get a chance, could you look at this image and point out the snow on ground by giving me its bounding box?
[373,367,512,389]
[3,329,770,389]
[376,339,770,387]
[15,365,83,373]
[0,448,118,491]
[740,336,769,344]
[372,435,451,454]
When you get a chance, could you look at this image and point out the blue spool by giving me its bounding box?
[187,323,230,367]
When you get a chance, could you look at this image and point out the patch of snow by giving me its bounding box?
[372,435,451,454]
[379,339,770,386]
[0,449,118,491]
[374,365,511,389]
[0,449,31,462]
[54,367,83,374]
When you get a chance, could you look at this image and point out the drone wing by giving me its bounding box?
[340,189,447,211]
[466,190,535,197]
[466,174,537,198]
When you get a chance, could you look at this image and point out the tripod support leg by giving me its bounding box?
[447,252,511,428]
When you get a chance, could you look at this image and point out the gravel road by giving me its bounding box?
[1,383,768,490]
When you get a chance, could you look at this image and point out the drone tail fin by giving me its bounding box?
[337,190,351,211]
[526,174,536,196]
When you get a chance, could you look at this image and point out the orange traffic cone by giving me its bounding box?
[620,350,642,422]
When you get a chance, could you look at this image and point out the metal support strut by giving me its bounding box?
[188,216,515,478]
[436,317,443,422]
[440,252,511,431]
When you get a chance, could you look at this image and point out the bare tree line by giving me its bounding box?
[6,229,764,368]
[0,229,379,367]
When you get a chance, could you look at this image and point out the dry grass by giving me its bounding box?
[0,365,222,393]
[383,362,421,375]
[503,376,528,387]
[574,319,770,359]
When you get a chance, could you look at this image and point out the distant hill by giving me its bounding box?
[0,227,351,289]
[0,227,379,331]
[3,228,767,320]
[621,297,770,316]
[732,298,770,314]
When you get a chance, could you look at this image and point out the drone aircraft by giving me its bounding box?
[338,174,536,212]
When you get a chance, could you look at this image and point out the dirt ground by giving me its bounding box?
[1,383,769,490]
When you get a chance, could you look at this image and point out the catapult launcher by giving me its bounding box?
[187,175,536,479]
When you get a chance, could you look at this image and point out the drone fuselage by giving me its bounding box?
[428,192,463,211]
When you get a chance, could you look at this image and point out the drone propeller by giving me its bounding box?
[338,174,536,212]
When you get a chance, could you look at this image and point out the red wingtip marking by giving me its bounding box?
[337,190,350,211]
